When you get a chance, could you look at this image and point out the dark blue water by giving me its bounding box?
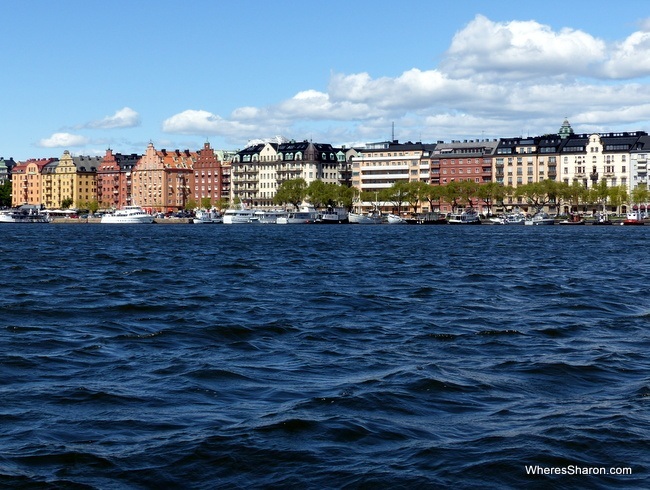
[1,224,648,489]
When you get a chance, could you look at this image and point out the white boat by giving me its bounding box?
[490,212,525,225]
[0,208,49,223]
[524,212,555,226]
[622,210,645,226]
[193,209,223,224]
[100,205,154,224]
[386,213,407,224]
[319,207,348,224]
[223,208,256,224]
[254,210,286,224]
[447,208,481,225]
[276,205,319,224]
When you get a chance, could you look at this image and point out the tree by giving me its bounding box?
[61,197,74,209]
[200,197,212,209]
[306,180,338,208]
[515,182,555,212]
[424,184,445,213]
[384,181,410,214]
[405,181,430,214]
[457,180,479,209]
[443,181,462,210]
[477,182,505,216]
[0,180,11,207]
[630,183,649,207]
[608,185,628,215]
[274,178,307,209]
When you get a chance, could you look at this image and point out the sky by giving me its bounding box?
[3,0,650,161]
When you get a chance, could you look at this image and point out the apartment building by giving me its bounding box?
[630,135,650,191]
[351,140,434,192]
[97,149,140,210]
[193,142,226,207]
[11,158,56,207]
[131,143,196,212]
[233,140,354,208]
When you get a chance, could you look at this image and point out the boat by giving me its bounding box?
[276,205,319,224]
[524,212,555,226]
[319,206,348,224]
[223,208,256,224]
[386,213,407,224]
[558,213,585,225]
[0,207,49,223]
[406,212,448,225]
[100,205,154,224]
[254,210,287,224]
[447,208,481,225]
[193,209,222,224]
[622,210,645,226]
[348,209,383,224]
[591,212,612,225]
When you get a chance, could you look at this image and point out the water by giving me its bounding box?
[0,224,648,489]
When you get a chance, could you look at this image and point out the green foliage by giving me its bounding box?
[61,197,74,209]
[0,180,11,207]
[274,178,307,208]
[200,197,212,209]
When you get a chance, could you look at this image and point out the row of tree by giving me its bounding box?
[270,178,650,215]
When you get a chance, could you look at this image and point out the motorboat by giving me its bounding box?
[524,212,555,226]
[223,208,256,224]
[193,209,222,224]
[407,212,447,225]
[254,210,286,224]
[558,213,585,225]
[319,207,348,224]
[447,208,481,225]
[0,207,49,223]
[100,206,154,224]
[386,213,407,224]
[276,205,319,224]
[622,210,645,226]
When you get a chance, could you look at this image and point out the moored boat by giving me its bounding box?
[100,205,154,224]
[447,208,481,225]
[276,205,319,224]
[193,209,222,224]
[386,213,407,224]
[525,212,555,226]
[558,213,585,225]
[0,207,49,223]
[223,208,256,224]
[319,207,348,224]
[622,210,645,226]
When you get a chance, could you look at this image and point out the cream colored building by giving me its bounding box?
[351,140,434,192]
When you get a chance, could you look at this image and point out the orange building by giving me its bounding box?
[131,143,196,212]
[11,158,56,207]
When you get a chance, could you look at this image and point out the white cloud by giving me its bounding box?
[162,109,259,138]
[38,132,89,148]
[443,15,606,80]
[159,15,650,146]
[84,107,141,129]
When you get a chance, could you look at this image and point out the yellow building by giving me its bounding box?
[41,151,99,209]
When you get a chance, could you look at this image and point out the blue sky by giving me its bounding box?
[3,0,650,161]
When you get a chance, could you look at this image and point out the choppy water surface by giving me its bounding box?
[1,224,648,489]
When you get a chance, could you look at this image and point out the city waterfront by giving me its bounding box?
[1,224,648,488]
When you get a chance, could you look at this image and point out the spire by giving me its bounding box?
[558,117,574,139]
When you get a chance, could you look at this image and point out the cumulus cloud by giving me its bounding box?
[84,107,141,129]
[442,15,606,80]
[38,132,89,148]
[160,14,650,145]
[162,109,259,138]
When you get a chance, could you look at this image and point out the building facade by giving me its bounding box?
[11,158,55,207]
[193,142,225,207]
[97,149,140,210]
[232,140,353,208]
[130,143,196,212]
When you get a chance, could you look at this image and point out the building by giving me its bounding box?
[232,140,353,208]
[193,142,225,207]
[39,151,100,209]
[0,157,16,185]
[630,135,650,191]
[351,140,434,192]
[130,143,196,212]
[97,149,140,210]
[11,158,56,207]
